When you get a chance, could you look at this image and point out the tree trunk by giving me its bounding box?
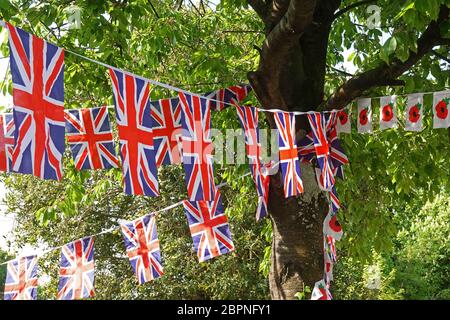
[249,43,331,299]
[268,164,328,299]
[246,0,341,300]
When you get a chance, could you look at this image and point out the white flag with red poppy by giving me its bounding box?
[324,249,334,283]
[323,210,343,241]
[311,279,332,300]
[336,108,351,134]
[357,98,372,133]
[379,96,397,130]
[432,90,450,129]
[405,93,424,131]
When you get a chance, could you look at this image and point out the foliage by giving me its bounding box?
[333,194,450,300]
[394,194,450,299]
[294,285,311,300]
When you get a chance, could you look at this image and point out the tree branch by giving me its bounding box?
[432,50,450,64]
[247,0,269,21]
[437,38,450,46]
[323,5,449,111]
[327,64,354,77]
[147,0,160,19]
[258,1,318,75]
[265,0,290,32]
[333,0,377,21]
[188,0,203,16]
[248,0,317,108]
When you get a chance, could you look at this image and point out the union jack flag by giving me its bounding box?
[4,255,38,300]
[65,106,119,170]
[109,68,159,196]
[57,237,95,300]
[307,112,334,191]
[179,92,216,201]
[7,23,65,181]
[299,112,348,190]
[182,191,235,262]
[235,105,270,220]
[274,111,303,198]
[325,235,337,264]
[0,113,15,173]
[203,84,252,111]
[298,112,348,170]
[149,96,183,166]
[327,116,348,178]
[329,185,340,213]
[255,165,270,221]
[120,213,164,284]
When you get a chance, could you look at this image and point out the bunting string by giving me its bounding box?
[0,20,448,116]
[0,165,265,266]
[0,19,348,115]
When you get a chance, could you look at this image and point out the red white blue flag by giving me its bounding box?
[299,112,348,184]
[182,191,235,262]
[329,184,340,213]
[235,105,269,221]
[179,92,216,201]
[0,113,15,173]
[325,235,337,265]
[109,68,159,196]
[57,237,95,300]
[65,106,119,170]
[274,111,303,198]
[255,165,271,221]
[307,112,334,191]
[7,23,65,181]
[149,96,183,166]
[4,255,38,300]
[120,213,164,284]
[203,84,252,111]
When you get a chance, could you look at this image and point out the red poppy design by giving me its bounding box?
[408,105,420,123]
[359,109,368,126]
[338,110,348,125]
[435,100,448,120]
[381,104,394,122]
[329,215,342,233]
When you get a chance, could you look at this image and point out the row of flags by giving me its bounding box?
[0,23,271,301]
[1,23,252,203]
[3,191,234,300]
[337,91,450,134]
